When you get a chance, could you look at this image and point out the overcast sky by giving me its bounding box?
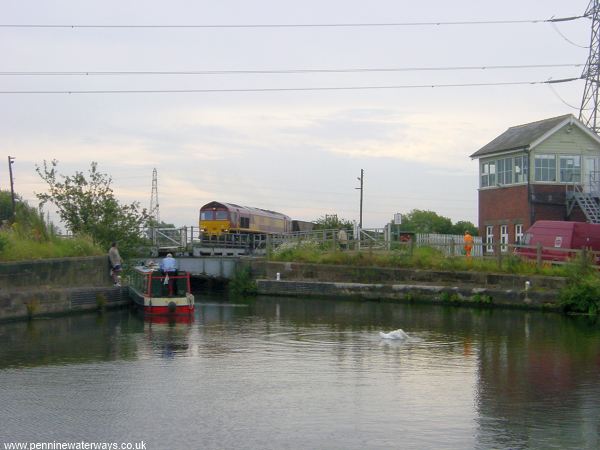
[0,0,591,229]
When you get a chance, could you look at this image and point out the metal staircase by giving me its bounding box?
[567,185,600,223]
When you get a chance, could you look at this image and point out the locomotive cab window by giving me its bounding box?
[200,211,214,220]
[215,211,228,220]
[240,217,250,228]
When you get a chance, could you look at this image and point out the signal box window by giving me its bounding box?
[481,162,496,187]
[534,154,557,182]
[514,156,528,183]
[559,156,581,183]
[497,157,512,185]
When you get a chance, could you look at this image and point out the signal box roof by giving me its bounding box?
[470,114,600,158]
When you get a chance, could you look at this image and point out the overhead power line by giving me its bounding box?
[0,78,580,95]
[0,15,586,29]
[0,63,584,77]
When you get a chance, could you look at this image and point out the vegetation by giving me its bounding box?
[36,160,150,258]
[270,241,567,276]
[396,209,478,235]
[0,190,102,261]
[313,214,354,231]
[228,265,258,296]
[559,251,600,315]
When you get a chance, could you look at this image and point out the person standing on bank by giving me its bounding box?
[160,253,178,296]
[108,242,122,286]
[463,231,474,258]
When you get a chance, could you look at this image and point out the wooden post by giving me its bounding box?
[582,246,588,269]
[332,230,337,252]
[495,241,502,269]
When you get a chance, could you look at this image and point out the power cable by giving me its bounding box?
[546,82,590,110]
[0,78,581,95]
[551,22,590,48]
[0,63,584,77]
[0,15,586,29]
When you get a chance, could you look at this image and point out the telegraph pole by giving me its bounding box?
[580,0,600,133]
[355,169,364,229]
[8,156,15,219]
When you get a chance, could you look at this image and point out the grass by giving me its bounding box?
[269,241,568,277]
[0,230,103,261]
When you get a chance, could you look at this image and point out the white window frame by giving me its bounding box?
[513,156,528,184]
[515,224,524,245]
[534,154,557,182]
[497,157,513,185]
[500,224,509,253]
[486,225,494,253]
[481,161,496,188]
[559,155,581,183]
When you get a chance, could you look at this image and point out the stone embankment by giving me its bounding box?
[249,261,566,310]
[0,256,125,321]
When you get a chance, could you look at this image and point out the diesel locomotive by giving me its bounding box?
[199,201,293,236]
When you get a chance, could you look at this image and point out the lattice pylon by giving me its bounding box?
[580,0,600,134]
[149,168,160,225]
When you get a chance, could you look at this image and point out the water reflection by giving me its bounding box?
[0,295,599,449]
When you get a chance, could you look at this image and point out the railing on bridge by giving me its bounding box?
[146,226,486,259]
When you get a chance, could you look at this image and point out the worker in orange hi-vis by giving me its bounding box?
[463,231,474,258]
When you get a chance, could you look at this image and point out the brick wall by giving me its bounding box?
[478,184,588,247]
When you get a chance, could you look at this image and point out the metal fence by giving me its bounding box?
[415,233,484,257]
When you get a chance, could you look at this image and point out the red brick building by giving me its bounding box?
[470,114,600,253]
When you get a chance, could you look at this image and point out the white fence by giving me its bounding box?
[416,233,483,257]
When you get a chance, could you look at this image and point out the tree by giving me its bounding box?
[399,209,453,234]
[313,214,354,230]
[396,210,478,236]
[36,160,149,256]
[451,220,479,236]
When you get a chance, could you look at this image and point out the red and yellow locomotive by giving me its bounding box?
[199,201,292,236]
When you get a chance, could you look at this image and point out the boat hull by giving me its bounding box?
[129,286,194,316]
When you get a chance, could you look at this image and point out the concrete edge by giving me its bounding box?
[256,279,559,311]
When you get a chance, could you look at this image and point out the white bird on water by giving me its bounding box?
[379,329,409,340]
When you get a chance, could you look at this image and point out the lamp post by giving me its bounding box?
[8,156,15,219]
[355,169,364,229]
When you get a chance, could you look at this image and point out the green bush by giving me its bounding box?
[229,266,257,296]
[559,273,600,315]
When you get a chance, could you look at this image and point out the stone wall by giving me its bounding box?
[0,256,127,321]
[248,260,567,290]
[0,256,111,289]
[249,260,565,309]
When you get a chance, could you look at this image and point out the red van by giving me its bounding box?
[517,220,600,264]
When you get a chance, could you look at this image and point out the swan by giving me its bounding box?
[379,329,409,340]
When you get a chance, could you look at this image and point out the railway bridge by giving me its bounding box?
[176,256,241,279]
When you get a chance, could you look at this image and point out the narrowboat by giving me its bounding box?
[129,265,195,316]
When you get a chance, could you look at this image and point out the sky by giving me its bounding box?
[0,0,592,230]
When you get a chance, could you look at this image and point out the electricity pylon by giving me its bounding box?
[149,168,160,226]
[580,0,600,133]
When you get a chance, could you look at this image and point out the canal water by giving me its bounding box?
[1,293,600,450]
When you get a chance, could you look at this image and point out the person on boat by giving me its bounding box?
[108,242,122,286]
[160,253,178,296]
[463,231,474,258]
